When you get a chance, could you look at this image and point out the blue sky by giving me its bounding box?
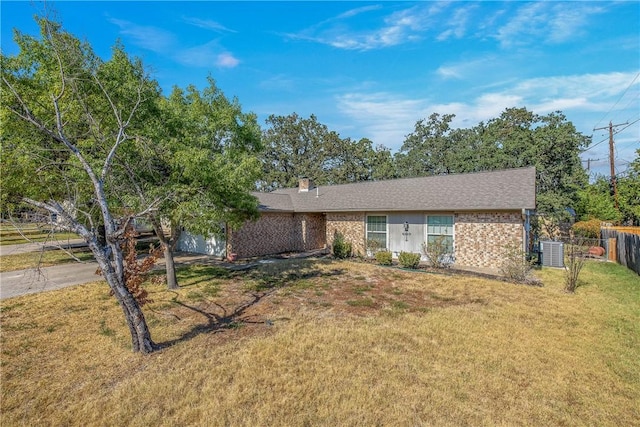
[2,1,639,178]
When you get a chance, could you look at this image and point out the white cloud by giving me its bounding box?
[336,5,382,20]
[216,52,240,68]
[336,92,428,147]
[108,18,176,53]
[336,71,640,152]
[436,56,497,80]
[182,17,236,33]
[495,3,605,48]
[174,40,239,69]
[109,17,239,70]
[288,4,436,51]
[437,5,476,41]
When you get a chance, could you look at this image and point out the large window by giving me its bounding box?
[426,215,454,253]
[366,215,387,250]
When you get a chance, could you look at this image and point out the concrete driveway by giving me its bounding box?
[0,241,325,300]
[0,261,104,299]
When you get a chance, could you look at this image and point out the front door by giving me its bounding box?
[387,214,425,257]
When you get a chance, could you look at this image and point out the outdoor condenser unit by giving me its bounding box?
[541,241,564,268]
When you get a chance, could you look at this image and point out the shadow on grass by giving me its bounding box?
[156,259,344,349]
[173,265,232,288]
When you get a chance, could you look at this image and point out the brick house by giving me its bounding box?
[178,167,537,270]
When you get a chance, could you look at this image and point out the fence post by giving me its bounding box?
[608,237,617,262]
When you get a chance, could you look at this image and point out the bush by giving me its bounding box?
[332,231,352,259]
[565,232,587,293]
[421,236,452,268]
[366,239,383,256]
[500,243,540,285]
[398,251,421,269]
[572,219,601,239]
[375,250,393,266]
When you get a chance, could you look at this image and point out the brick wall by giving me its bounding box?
[229,210,523,267]
[293,213,326,251]
[228,212,325,258]
[455,212,523,269]
[326,212,366,256]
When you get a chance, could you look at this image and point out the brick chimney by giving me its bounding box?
[298,177,314,192]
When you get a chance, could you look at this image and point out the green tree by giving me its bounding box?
[574,149,639,225]
[258,113,395,190]
[575,176,622,222]
[1,18,160,352]
[616,149,640,225]
[396,108,590,222]
[395,113,458,177]
[132,81,262,289]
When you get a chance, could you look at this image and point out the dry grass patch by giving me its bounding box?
[0,223,79,246]
[1,259,638,426]
[0,249,94,272]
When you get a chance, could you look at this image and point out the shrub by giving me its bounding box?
[332,231,352,259]
[366,239,383,256]
[572,219,601,239]
[375,250,393,266]
[500,243,540,285]
[398,251,421,269]
[421,236,452,269]
[565,232,587,293]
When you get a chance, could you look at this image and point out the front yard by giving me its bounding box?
[1,259,638,426]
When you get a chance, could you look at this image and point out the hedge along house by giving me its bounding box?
[178,167,537,270]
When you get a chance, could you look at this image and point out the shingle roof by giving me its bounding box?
[254,167,536,213]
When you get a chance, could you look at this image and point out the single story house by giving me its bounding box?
[177,167,537,269]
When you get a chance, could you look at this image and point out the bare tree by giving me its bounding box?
[565,232,588,293]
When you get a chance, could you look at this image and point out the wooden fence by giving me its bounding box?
[601,227,640,275]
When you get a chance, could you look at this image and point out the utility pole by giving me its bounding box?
[582,158,601,172]
[593,121,628,211]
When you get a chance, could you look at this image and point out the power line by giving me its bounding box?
[593,122,629,211]
[584,117,640,153]
[593,71,640,130]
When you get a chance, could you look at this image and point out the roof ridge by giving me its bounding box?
[275,166,536,192]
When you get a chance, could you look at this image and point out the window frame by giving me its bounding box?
[425,215,455,254]
[366,215,388,251]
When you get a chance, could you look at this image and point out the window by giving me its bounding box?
[426,215,454,253]
[366,215,387,250]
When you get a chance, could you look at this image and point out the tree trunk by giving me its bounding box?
[150,217,180,290]
[163,242,179,290]
[93,246,156,353]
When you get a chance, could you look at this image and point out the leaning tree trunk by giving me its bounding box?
[90,238,156,353]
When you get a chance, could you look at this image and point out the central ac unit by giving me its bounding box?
[541,241,564,268]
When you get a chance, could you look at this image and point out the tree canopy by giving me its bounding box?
[576,149,640,225]
[134,80,263,288]
[1,17,262,351]
[395,108,590,221]
[258,113,395,191]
